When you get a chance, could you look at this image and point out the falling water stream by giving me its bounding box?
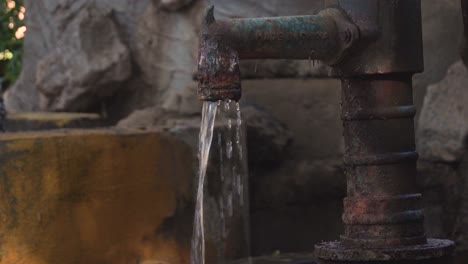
[191,101,218,264]
[191,100,250,264]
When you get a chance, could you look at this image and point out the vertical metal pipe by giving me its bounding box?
[316,1,455,263]
[315,75,455,263]
[340,75,425,248]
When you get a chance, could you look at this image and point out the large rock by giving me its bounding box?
[134,0,204,113]
[417,61,468,162]
[36,4,131,111]
[4,0,205,118]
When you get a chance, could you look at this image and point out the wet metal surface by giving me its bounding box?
[197,6,358,101]
[207,9,357,62]
[197,7,242,102]
[341,76,424,246]
[316,74,455,262]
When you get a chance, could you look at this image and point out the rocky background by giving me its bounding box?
[3,0,467,260]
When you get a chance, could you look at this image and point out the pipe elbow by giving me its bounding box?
[197,6,241,102]
[196,6,360,101]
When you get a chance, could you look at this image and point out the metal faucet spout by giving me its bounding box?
[197,6,359,102]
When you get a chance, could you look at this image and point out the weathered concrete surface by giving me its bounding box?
[0,129,195,264]
[417,61,468,163]
[4,112,102,131]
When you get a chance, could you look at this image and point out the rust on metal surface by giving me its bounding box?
[317,1,454,262]
[197,7,242,102]
[341,75,424,246]
[316,74,455,262]
[330,0,424,77]
[197,6,359,101]
[206,8,358,63]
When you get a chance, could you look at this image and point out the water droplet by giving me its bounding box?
[226,140,233,159]
[218,132,224,181]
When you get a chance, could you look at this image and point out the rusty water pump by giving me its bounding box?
[197,0,467,263]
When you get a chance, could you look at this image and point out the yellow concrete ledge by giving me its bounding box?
[5,112,102,131]
[0,129,194,264]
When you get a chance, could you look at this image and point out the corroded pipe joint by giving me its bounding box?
[197,7,242,102]
[197,6,359,101]
[197,36,242,102]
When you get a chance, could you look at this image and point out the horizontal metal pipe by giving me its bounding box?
[197,6,358,101]
[208,9,356,63]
